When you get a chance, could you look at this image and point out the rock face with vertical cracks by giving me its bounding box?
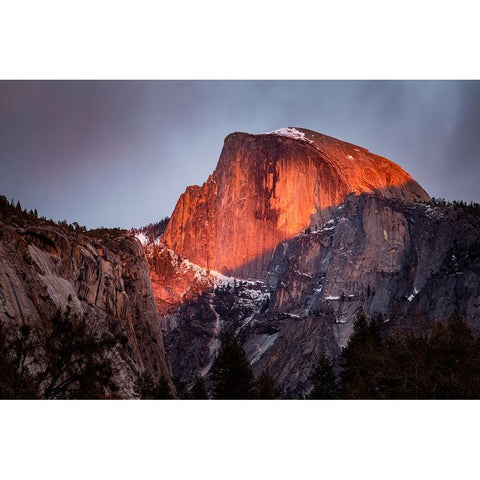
[0,218,172,397]
[153,128,469,395]
[158,192,480,397]
[162,128,429,280]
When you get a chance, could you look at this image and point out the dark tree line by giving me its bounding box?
[131,217,170,244]
[0,306,179,400]
[0,307,129,399]
[133,371,173,399]
[309,309,480,400]
[133,331,278,400]
[138,309,480,400]
[208,332,278,399]
[0,195,88,232]
[159,332,279,400]
[429,196,480,212]
[3,299,479,399]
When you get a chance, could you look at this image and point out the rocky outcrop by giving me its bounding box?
[162,128,428,280]
[270,194,480,325]
[151,128,480,396]
[248,195,480,394]
[160,194,480,396]
[0,217,172,397]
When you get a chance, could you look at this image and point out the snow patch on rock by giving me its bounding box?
[325,295,341,300]
[251,333,280,364]
[264,127,314,145]
[407,287,419,302]
[135,232,149,246]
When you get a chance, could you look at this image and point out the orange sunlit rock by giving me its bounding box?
[162,128,429,280]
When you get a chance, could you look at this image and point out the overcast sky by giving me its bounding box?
[0,80,479,229]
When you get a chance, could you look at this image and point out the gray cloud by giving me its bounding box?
[0,80,478,228]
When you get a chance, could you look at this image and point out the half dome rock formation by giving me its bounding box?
[162,128,429,280]
[150,128,444,393]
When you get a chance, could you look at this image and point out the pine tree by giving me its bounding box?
[256,369,277,399]
[157,376,172,399]
[191,375,209,399]
[331,311,480,399]
[0,308,125,399]
[376,312,480,399]
[134,372,158,399]
[210,332,256,399]
[174,380,188,399]
[0,323,39,399]
[427,312,480,398]
[340,309,383,398]
[134,372,173,399]
[309,353,337,399]
[35,307,124,399]
[347,308,370,346]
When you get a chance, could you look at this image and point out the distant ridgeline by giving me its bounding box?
[0,194,88,233]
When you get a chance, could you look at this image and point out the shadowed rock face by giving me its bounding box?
[148,128,447,394]
[251,195,480,395]
[0,219,172,397]
[162,128,429,280]
[160,193,480,396]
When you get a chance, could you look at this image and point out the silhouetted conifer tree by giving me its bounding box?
[157,376,172,399]
[134,372,173,399]
[0,323,39,399]
[210,332,256,399]
[191,375,209,399]
[340,309,383,398]
[0,307,126,399]
[35,307,125,399]
[256,369,277,399]
[309,353,337,399]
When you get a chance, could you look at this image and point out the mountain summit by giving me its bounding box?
[162,127,429,280]
[151,129,480,394]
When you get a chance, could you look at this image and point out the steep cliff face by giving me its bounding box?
[248,196,480,395]
[0,215,172,396]
[160,194,480,396]
[271,195,480,323]
[151,128,480,396]
[162,128,429,280]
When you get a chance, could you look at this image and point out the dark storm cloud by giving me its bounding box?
[0,81,478,228]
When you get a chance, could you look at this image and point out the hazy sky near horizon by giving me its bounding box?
[1,80,479,229]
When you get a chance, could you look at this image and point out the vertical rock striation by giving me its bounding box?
[151,128,448,394]
[162,128,429,280]
[0,218,172,397]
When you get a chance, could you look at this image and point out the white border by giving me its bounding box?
[1,1,478,478]
[2,400,478,479]
[1,1,479,79]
